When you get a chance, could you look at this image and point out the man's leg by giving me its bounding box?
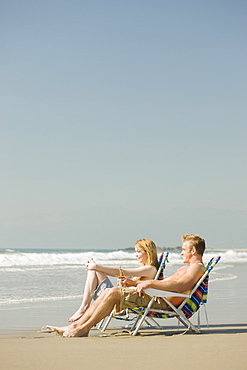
[52,287,121,337]
[63,287,121,337]
[53,288,110,334]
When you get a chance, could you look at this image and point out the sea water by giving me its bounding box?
[0,247,246,330]
[0,248,245,306]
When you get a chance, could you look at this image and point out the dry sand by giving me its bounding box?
[1,324,247,370]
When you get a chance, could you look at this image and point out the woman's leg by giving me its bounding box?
[67,270,108,322]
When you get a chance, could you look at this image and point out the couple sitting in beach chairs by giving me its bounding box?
[47,234,220,337]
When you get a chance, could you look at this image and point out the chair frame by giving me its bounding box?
[99,252,169,332]
[131,256,221,336]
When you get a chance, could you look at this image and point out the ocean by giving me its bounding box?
[0,247,246,332]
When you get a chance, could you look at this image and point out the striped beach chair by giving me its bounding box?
[99,252,169,332]
[131,256,221,336]
[181,257,219,324]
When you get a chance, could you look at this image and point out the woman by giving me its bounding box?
[67,239,159,322]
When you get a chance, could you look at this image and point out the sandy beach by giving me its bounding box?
[1,324,247,370]
[1,256,246,369]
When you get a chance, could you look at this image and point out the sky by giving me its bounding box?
[0,0,246,250]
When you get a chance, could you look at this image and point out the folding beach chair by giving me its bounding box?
[131,255,221,336]
[99,252,169,332]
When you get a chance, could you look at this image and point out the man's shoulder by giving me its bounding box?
[188,262,205,274]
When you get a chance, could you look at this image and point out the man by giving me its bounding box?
[52,234,206,337]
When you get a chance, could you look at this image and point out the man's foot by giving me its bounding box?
[63,326,89,337]
[67,306,88,322]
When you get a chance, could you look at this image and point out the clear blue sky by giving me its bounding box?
[1,0,246,249]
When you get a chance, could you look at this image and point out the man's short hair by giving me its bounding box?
[182,234,205,255]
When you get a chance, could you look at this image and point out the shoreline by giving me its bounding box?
[1,263,246,333]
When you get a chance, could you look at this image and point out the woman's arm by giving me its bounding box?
[86,259,156,279]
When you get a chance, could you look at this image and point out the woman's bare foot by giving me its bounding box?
[67,306,89,322]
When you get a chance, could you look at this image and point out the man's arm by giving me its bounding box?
[136,264,205,296]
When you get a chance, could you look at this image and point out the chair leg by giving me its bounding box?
[132,297,156,336]
[96,318,105,330]
[100,311,114,332]
[132,312,148,336]
[197,305,209,330]
[203,304,209,327]
[197,310,201,330]
[178,316,201,334]
[129,315,142,331]
[145,317,163,330]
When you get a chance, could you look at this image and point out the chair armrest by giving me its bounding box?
[144,288,190,298]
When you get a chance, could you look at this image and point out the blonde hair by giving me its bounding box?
[182,234,206,255]
[134,239,159,269]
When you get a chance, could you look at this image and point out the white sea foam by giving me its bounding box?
[0,249,246,269]
[0,249,136,269]
[0,294,82,306]
[210,273,237,282]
